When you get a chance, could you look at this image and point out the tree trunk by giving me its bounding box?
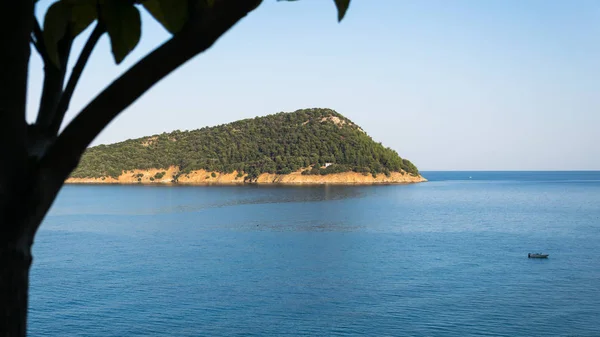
[1,187,37,337]
[0,0,35,333]
[0,168,72,337]
[0,240,32,337]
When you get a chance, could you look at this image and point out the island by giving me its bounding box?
[67,108,427,185]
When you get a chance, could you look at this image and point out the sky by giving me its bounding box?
[27,0,600,171]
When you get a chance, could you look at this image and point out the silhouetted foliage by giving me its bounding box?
[71,108,420,179]
[1,1,355,335]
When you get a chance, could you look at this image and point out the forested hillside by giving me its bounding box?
[71,108,420,181]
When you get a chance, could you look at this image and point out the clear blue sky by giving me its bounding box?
[27,1,599,170]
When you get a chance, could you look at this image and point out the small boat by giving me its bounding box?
[528,253,549,258]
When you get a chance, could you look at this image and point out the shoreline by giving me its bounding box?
[66,167,427,186]
[64,181,425,186]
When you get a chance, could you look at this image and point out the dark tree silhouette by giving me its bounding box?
[0,1,351,335]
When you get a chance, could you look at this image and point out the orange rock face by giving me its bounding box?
[66,166,427,185]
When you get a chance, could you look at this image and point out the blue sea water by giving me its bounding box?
[29,171,600,336]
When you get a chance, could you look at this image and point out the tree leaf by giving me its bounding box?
[70,2,97,37]
[101,0,141,64]
[333,0,350,22]
[143,0,188,34]
[43,1,70,67]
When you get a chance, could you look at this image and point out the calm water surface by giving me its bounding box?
[29,172,600,336]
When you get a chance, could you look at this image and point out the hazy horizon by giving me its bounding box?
[27,1,599,171]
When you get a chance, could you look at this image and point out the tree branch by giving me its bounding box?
[50,24,106,136]
[31,18,48,63]
[35,0,262,231]
[30,36,43,59]
[35,35,73,134]
[33,18,44,49]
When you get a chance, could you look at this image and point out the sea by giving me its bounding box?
[28,171,600,336]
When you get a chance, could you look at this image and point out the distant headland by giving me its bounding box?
[66,108,426,185]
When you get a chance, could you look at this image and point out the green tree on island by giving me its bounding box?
[0,1,350,335]
[71,108,420,181]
